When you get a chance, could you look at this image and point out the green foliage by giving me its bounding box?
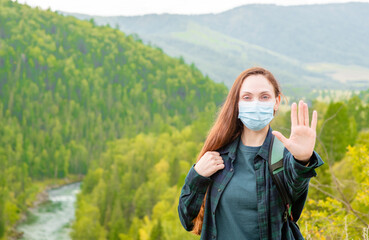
[71,109,216,239]
[298,96,369,239]
[320,102,356,162]
[300,142,369,239]
[0,185,5,238]
[150,219,165,240]
[70,198,107,240]
[0,0,228,238]
[0,0,227,179]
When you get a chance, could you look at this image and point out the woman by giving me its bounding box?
[177,67,324,239]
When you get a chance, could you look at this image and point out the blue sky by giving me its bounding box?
[16,0,369,16]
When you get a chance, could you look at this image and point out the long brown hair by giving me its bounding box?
[190,66,282,235]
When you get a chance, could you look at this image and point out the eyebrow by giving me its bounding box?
[241,90,272,94]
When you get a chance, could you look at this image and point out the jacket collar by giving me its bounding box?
[218,126,273,162]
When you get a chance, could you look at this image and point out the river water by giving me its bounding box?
[16,182,81,240]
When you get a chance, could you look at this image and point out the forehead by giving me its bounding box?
[239,74,275,95]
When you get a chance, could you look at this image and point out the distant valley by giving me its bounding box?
[61,3,369,97]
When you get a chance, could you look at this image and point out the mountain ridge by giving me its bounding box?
[60,2,369,96]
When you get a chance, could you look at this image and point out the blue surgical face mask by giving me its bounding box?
[238,100,275,131]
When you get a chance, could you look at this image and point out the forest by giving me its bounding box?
[0,0,226,237]
[0,0,368,239]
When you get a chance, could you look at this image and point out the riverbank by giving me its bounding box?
[8,175,84,240]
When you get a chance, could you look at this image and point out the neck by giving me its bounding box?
[241,125,269,147]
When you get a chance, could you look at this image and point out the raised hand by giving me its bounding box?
[272,100,317,162]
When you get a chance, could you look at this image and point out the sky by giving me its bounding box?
[16,0,369,16]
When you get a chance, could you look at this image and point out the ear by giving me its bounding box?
[274,94,281,112]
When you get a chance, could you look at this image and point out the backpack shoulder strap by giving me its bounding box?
[270,135,285,174]
[268,135,293,222]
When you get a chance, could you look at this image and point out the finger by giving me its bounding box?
[291,102,297,127]
[210,151,220,156]
[272,131,288,145]
[304,103,309,126]
[214,159,224,165]
[311,110,318,131]
[216,163,225,170]
[298,100,304,126]
[212,156,223,161]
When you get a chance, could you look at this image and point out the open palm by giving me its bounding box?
[272,100,317,162]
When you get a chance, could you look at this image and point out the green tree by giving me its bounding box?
[150,219,165,240]
[320,102,355,162]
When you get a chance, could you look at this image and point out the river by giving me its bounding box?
[16,182,81,240]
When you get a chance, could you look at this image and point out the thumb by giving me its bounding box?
[272,131,288,145]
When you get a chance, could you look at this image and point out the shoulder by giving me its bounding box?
[215,134,241,155]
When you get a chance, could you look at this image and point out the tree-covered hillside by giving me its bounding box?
[64,3,369,95]
[0,0,227,237]
[0,0,228,177]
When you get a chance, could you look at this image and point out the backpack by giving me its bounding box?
[268,135,309,223]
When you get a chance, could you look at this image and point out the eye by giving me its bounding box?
[243,96,252,101]
[261,95,270,100]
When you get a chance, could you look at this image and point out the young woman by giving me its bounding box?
[177,67,324,239]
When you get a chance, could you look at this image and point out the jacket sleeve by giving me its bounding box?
[282,149,325,203]
[177,163,213,231]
